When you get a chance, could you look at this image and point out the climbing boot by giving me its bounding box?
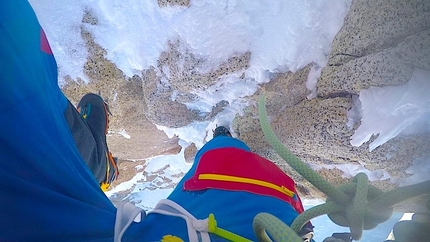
[77,93,118,191]
[213,126,232,138]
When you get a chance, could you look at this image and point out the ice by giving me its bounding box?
[157,122,210,149]
[350,69,430,151]
[185,75,259,113]
[306,64,324,99]
[398,153,430,186]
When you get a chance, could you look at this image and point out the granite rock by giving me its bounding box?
[61,0,430,210]
[144,39,250,127]
[328,0,430,65]
[233,0,430,208]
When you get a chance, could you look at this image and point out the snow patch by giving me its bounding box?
[184,75,258,114]
[350,69,430,151]
[157,121,210,149]
[311,163,391,182]
[29,0,89,85]
[105,143,191,210]
[397,153,430,187]
[31,0,351,96]
[306,64,323,99]
[105,171,146,197]
[118,129,131,139]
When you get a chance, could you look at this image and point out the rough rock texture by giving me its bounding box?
[318,0,430,96]
[62,28,180,162]
[232,0,430,210]
[61,0,430,212]
[329,0,430,64]
[142,39,250,127]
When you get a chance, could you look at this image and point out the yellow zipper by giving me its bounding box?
[198,174,295,198]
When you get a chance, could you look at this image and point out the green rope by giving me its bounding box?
[253,213,303,242]
[255,94,430,241]
[257,95,349,204]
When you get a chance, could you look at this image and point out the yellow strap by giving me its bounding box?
[208,213,252,242]
[100,156,111,191]
[198,174,295,198]
[100,182,110,191]
[161,235,184,242]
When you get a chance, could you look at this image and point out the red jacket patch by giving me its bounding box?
[183,147,305,213]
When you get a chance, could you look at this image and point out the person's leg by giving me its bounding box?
[66,93,119,190]
[0,1,116,240]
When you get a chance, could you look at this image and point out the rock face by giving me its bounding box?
[234,0,430,208]
[318,0,430,97]
[62,28,180,162]
[141,40,250,128]
[62,0,430,210]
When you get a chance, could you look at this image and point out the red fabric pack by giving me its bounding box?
[183,147,305,213]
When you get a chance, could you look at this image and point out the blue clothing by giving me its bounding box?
[124,137,300,241]
[0,1,115,241]
[0,1,303,241]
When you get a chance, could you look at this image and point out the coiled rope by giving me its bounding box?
[254,95,430,241]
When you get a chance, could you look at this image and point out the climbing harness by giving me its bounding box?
[114,202,145,242]
[149,199,211,242]
[255,94,430,241]
[149,199,252,242]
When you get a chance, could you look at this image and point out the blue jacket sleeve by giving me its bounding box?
[0,1,116,240]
